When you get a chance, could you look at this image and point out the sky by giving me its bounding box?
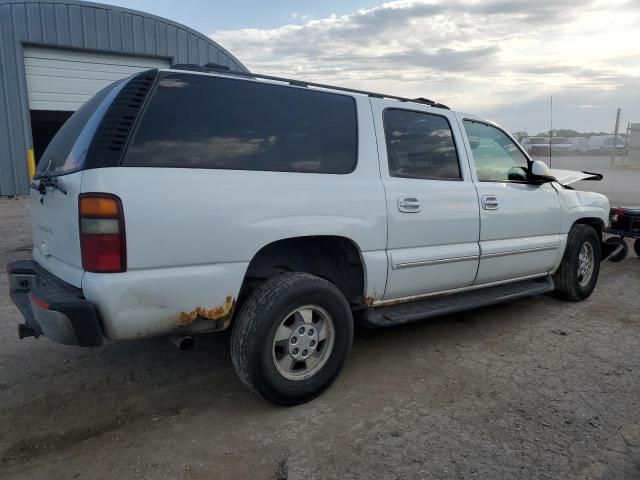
[101,0,640,134]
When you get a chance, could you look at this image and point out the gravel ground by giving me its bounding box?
[1,172,639,479]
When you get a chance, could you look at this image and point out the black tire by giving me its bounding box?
[634,239,640,258]
[605,237,628,262]
[553,225,601,301]
[231,272,353,406]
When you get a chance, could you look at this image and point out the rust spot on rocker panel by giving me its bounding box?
[178,295,236,329]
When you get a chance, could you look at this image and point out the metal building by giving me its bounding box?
[0,0,247,196]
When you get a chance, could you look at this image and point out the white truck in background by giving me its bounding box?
[587,135,626,155]
[569,137,590,154]
[520,136,550,156]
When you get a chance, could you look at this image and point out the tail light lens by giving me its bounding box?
[79,194,126,273]
[610,207,624,223]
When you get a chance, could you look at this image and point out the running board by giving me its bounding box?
[364,277,554,327]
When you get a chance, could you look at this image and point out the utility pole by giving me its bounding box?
[549,95,553,167]
[611,108,621,166]
[626,121,631,164]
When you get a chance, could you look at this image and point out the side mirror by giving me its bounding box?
[529,160,555,183]
[507,166,528,181]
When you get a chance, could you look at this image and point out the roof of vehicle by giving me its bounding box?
[163,63,451,110]
[159,64,519,139]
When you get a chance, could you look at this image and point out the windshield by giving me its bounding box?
[35,80,124,178]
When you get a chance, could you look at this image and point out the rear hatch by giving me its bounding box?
[30,71,156,287]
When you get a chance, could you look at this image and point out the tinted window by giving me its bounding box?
[463,120,529,182]
[124,74,358,174]
[383,109,461,180]
[36,81,122,178]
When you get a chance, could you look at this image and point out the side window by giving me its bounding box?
[124,74,358,174]
[383,109,461,180]
[462,120,529,182]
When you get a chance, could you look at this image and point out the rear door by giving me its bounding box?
[458,117,562,284]
[370,99,481,299]
[30,79,126,287]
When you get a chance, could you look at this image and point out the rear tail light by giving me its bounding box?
[610,207,624,223]
[79,194,126,273]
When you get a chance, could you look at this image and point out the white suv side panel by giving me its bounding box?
[455,114,564,284]
[370,99,481,299]
[80,95,389,339]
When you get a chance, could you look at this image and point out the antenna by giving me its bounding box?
[549,95,553,168]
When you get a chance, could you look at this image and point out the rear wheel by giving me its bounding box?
[554,225,601,301]
[231,272,353,406]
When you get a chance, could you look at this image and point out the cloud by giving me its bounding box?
[211,0,640,132]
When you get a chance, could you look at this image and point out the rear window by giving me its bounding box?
[35,81,123,178]
[124,74,358,174]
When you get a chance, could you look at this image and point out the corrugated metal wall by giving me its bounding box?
[0,0,248,196]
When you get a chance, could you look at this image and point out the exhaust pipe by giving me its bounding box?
[170,335,195,351]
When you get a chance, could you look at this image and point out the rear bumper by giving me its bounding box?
[6,260,103,346]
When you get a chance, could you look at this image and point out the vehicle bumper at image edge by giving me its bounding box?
[6,259,103,346]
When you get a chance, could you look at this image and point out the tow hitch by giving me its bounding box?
[18,323,38,339]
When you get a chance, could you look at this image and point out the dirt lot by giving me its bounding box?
[1,167,639,479]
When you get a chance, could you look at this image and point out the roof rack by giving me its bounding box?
[169,63,450,110]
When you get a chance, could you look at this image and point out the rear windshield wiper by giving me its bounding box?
[30,175,67,196]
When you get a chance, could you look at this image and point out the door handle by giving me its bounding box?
[398,196,422,213]
[481,195,499,210]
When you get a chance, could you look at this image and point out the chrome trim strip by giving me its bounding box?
[393,254,479,270]
[392,245,558,270]
[372,273,550,307]
[480,245,558,259]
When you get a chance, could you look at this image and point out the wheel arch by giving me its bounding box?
[571,217,617,261]
[573,217,605,239]
[236,235,367,317]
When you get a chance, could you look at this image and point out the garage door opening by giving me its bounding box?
[30,110,73,165]
[23,46,171,167]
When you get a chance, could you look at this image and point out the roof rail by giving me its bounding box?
[169,63,450,110]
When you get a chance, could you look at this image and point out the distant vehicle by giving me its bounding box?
[521,136,550,156]
[549,137,573,155]
[569,137,590,154]
[587,135,625,155]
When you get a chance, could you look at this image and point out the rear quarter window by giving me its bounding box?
[124,74,358,174]
[35,80,123,178]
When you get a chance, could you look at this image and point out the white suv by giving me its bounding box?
[7,65,611,405]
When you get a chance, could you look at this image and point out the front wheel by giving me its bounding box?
[231,272,353,406]
[554,225,601,301]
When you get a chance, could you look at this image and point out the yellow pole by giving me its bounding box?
[27,149,35,181]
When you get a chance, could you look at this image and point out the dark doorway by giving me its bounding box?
[30,110,73,165]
